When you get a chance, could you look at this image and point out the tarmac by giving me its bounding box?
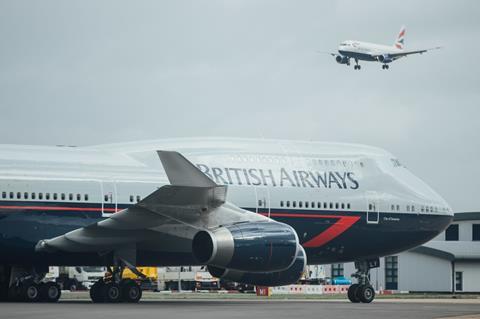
[1,293,480,319]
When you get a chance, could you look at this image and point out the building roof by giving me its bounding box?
[420,241,480,261]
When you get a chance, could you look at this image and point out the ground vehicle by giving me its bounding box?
[122,267,159,291]
[55,266,105,291]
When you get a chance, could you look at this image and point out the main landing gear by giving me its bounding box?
[347,258,379,303]
[354,59,361,70]
[90,266,142,303]
[382,64,390,70]
[0,265,61,302]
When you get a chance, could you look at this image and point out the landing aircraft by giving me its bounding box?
[327,26,441,70]
[0,138,452,303]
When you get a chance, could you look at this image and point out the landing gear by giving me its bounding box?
[382,64,389,70]
[4,266,62,302]
[347,259,379,303]
[354,59,361,70]
[89,267,142,303]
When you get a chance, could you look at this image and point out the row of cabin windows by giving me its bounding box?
[2,191,89,201]
[1,191,146,204]
[279,200,351,210]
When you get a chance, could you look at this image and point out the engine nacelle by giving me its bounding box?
[192,221,299,272]
[336,55,349,64]
[378,54,393,63]
[207,245,306,287]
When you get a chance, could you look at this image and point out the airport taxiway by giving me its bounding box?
[1,298,480,319]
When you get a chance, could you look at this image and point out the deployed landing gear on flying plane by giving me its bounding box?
[2,265,61,302]
[354,59,361,70]
[90,266,142,303]
[347,259,379,303]
[382,64,390,70]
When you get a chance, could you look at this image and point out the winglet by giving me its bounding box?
[157,151,217,187]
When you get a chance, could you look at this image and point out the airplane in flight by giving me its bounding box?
[326,26,441,70]
[0,138,452,303]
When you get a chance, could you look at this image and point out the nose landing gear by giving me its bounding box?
[347,259,379,303]
[382,64,390,70]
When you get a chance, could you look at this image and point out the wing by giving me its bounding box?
[317,51,340,57]
[36,151,266,264]
[382,46,442,60]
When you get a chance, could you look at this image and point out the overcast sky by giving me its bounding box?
[0,0,478,211]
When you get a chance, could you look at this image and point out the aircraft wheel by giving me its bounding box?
[40,282,61,303]
[121,279,142,303]
[103,282,122,303]
[357,65,361,70]
[386,65,389,69]
[347,284,361,303]
[357,285,375,303]
[90,279,105,303]
[21,280,41,302]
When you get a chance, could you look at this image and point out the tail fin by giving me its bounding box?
[394,25,406,50]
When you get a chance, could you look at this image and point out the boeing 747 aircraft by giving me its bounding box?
[0,138,452,303]
[327,26,441,70]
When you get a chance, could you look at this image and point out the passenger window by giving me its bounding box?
[391,204,395,211]
[311,202,315,208]
[46,193,51,200]
[323,202,327,209]
[1,191,5,199]
[136,195,140,202]
[9,192,13,199]
[406,205,410,212]
[39,193,43,200]
[329,202,333,209]
[17,192,21,199]
[286,201,290,207]
[411,205,415,211]
[341,203,345,209]
[31,193,36,200]
[396,205,400,211]
[69,193,73,201]
[84,194,89,201]
[293,201,297,208]
[317,202,321,209]
[130,195,134,203]
[53,193,58,200]
[347,203,351,209]
[305,202,309,208]
[335,203,339,209]
[77,194,81,201]
[369,204,373,210]
[104,195,109,202]
[24,192,28,199]
[61,193,65,200]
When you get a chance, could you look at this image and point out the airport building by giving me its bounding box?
[323,212,480,293]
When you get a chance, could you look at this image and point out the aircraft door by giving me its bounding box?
[365,191,380,224]
[255,186,271,217]
[101,181,118,217]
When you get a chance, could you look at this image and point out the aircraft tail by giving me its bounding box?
[394,25,406,50]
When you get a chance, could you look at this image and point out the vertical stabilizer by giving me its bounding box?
[394,25,406,50]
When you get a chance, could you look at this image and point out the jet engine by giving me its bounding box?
[207,245,306,287]
[192,221,299,272]
[378,54,393,63]
[336,55,349,64]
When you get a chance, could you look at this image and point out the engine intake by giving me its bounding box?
[192,221,299,272]
[207,245,306,287]
[378,54,393,63]
[336,55,349,64]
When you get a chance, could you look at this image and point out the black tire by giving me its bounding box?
[21,280,41,302]
[121,280,142,303]
[68,279,78,292]
[347,284,360,303]
[103,282,122,303]
[358,285,375,303]
[40,282,61,303]
[90,280,105,303]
